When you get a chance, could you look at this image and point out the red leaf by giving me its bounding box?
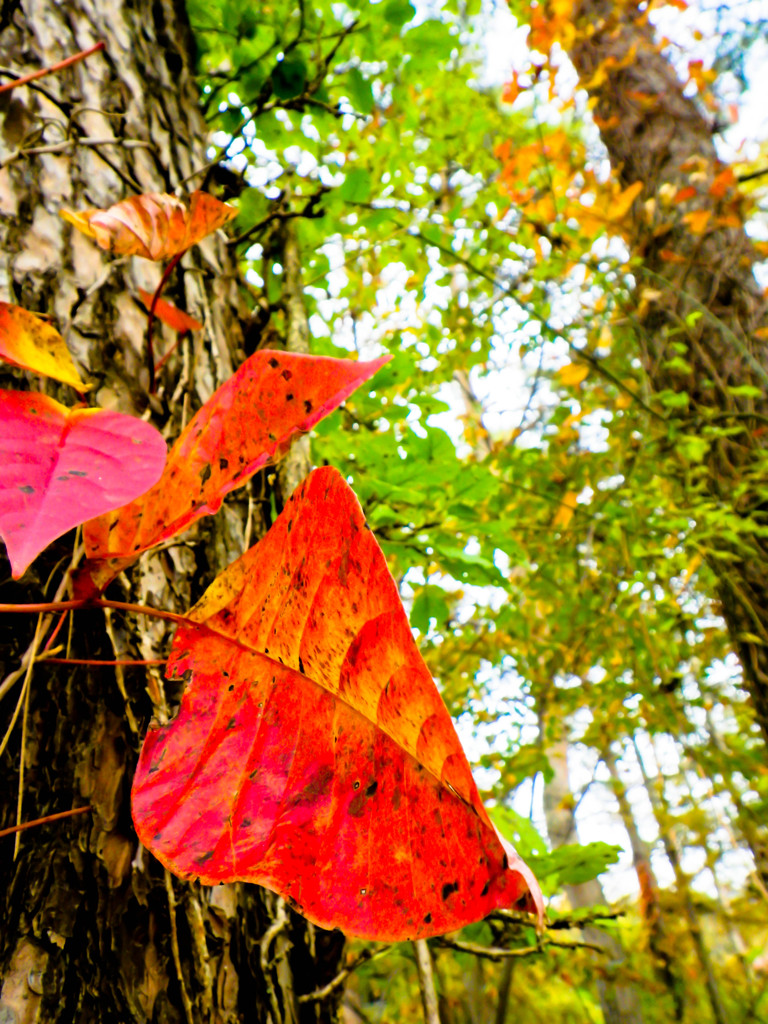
[0,391,166,578]
[61,191,237,262]
[138,290,202,333]
[81,350,390,589]
[132,467,543,941]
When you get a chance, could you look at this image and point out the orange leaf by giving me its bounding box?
[131,467,544,940]
[80,350,390,590]
[659,249,688,264]
[138,289,203,333]
[0,302,90,389]
[501,72,522,105]
[683,209,712,235]
[61,191,237,261]
[709,167,736,199]
[673,186,697,204]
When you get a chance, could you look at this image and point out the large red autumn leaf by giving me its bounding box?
[61,191,237,261]
[81,350,389,590]
[132,467,543,941]
[0,391,166,579]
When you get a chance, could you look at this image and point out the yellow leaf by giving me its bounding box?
[0,302,90,390]
[558,362,589,387]
[552,491,578,530]
[681,553,702,586]
[611,181,644,220]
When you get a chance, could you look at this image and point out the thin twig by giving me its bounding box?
[165,869,195,1024]
[0,806,91,840]
[0,41,105,95]
[14,615,43,859]
[414,940,441,1024]
[260,897,290,1024]
[297,946,392,1004]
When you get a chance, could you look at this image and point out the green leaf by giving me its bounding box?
[272,57,307,99]
[411,586,451,634]
[346,68,374,114]
[491,805,549,859]
[340,168,373,203]
[383,0,415,27]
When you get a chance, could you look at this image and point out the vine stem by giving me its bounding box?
[0,41,105,95]
[147,251,183,393]
[0,598,188,626]
[0,806,91,841]
[44,656,167,666]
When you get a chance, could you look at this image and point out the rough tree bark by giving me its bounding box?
[560,0,768,743]
[0,2,343,1022]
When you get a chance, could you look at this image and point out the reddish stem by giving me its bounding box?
[42,609,69,652]
[0,41,105,96]
[0,598,187,626]
[0,806,91,840]
[45,657,167,666]
[147,251,183,393]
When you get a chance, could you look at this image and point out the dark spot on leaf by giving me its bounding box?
[70,470,87,477]
[219,457,229,469]
[481,880,490,897]
[298,656,305,674]
[228,684,234,692]
[199,463,212,484]
[18,485,34,494]
[268,357,279,368]
[441,881,459,900]
[281,368,292,380]
[108,520,119,531]
[423,913,432,924]
[286,393,294,401]
[348,793,366,818]
[196,850,214,865]
[365,780,378,797]
[304,399,312,414]
[226,717,237,730]
[268,432,276,441]
[353,781,360,790]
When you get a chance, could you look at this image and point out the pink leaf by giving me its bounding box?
[0,391,167,578]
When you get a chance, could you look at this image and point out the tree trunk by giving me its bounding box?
[0,3,344,1022]
[600,745,684,1020]
[562,0,768,744]
[542,735,647,1024]
[632,741,730,1024]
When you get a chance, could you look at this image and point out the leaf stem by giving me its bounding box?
[0,41,105,96]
